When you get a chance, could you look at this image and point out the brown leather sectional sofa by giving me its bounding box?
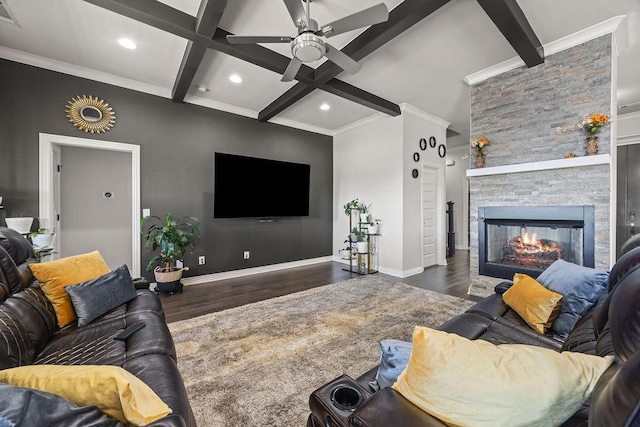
[309,240,640,426]
[0,227,195,426]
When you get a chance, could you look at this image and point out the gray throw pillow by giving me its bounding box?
[370,339,413,390]
[65,265,137,327]
[536,259,609,337]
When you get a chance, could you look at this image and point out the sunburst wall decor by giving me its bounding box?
[65,95,116,133]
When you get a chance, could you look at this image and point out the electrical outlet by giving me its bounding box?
[243,251,250,260]
[198,256,205,265]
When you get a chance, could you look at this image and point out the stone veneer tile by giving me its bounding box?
[468,35,613,298]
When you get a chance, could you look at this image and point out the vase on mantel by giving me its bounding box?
[476,155,485,168]
[585,135,599,156]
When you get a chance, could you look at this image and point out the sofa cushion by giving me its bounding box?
[392,326,614,427]
[370,339,413,390]
[30,251,110,327]
[536,259,609,337]
[0,364,172,425]
[65,265,137,327]
[502,273,563,334]
[0,383,122,427]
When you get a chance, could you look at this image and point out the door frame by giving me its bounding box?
[421,161,447,267]
[39,133,141,276]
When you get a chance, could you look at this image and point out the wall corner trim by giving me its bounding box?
[463,15,626,86]
[399,104,451,128]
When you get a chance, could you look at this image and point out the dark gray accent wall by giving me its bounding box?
[0,59,333,279]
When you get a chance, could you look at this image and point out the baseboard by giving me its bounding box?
[333,256,425,278]
[455,244,469,250]
[182,256,334,286]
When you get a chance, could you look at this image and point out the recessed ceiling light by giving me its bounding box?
[197,85,208,93]
[229,74,243,84]
[118,38,137,49]
[320,103,330,111]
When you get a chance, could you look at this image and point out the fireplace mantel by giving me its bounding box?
[466,154,610,178]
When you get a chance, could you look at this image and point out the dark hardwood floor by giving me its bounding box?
[160,250,471,323]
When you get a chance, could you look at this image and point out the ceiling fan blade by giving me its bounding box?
[281,57,303,82]
[318,3,389,38]
[324,43,362,75]
[283,0,306,27]
[226,35,293,44]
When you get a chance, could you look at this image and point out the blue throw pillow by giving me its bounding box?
[65,264,137,327]
[371,339,413,390]
[536,259,609,337]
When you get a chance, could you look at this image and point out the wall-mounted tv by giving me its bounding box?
[214,152,310,218]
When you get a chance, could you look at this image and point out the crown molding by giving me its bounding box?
[0,46,170,98]
[400,103,451,128]
[0,46,334,136]
[463,16,626,86]
[185,94,258,120]
[332,112,388,135]
[267,117,333,136]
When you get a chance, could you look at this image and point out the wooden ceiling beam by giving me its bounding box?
[83,0,400,124]
[260,0,450,121]
[172,0,228,102]
[475,0,544,67]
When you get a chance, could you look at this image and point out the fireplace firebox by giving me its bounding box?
[478,206,595,280]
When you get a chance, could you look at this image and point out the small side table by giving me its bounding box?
[309,374,372,427]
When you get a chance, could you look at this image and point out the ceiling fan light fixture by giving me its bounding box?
[292,34,325,62]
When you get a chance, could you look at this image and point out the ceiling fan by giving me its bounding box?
[226,0,389,82]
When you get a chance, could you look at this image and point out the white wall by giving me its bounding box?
[333,105,449,277]
[445,144,470,249]
[333,115,404,273]
[618,111,640,144]
[60,146,132,270]
[402,106,449,272]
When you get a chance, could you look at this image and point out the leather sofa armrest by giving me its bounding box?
[349,388,447,427]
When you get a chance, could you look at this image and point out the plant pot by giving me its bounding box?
[5,217,34,234]
[356,241,368,254]
[585,136,599,155]
[154,266,187,283]
[31,233,56,248]
[368,224,379,234]
[359,213,369,223]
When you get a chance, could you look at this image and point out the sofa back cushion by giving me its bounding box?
[0,300,37,369]
[0,227,36,295]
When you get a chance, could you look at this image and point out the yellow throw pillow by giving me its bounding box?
[503,273,563,333]
[0,365,172,425]
[392,326,614,427]
[30,251,110,327]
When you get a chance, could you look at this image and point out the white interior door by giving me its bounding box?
[51,145,61,259]
[422,168,437,267]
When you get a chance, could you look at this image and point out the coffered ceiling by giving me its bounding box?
[0,0,638,143]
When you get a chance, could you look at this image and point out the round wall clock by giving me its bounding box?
[419,138,427,151]
[413,152,420,162]
[438,144,446,158]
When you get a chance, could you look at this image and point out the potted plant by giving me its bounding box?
[141,213,201,292]
[28,228,56,260]
[358,202,372,223]
[351,227,368,253]
[343,199,359,217]
[367,218,381,235]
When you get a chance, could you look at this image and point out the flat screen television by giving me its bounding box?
[214,152,310,218]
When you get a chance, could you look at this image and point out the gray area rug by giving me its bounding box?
[168,275,475,426]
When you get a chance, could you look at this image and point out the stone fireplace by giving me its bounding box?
[478,206,595,280]
[466,34,614,297]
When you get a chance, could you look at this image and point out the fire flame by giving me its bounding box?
[522,232,538,246]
